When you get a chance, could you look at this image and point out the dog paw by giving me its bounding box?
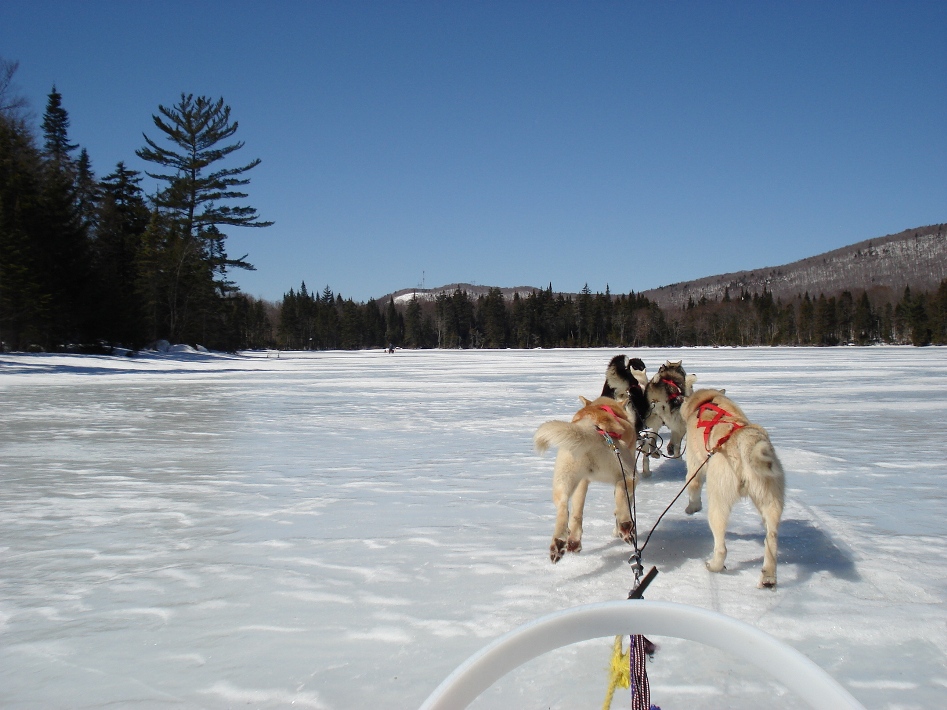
[566,538,582,554]
[758,573,777,589]
[666,443,675,456]
[617,520,635,543]
[550,539,566,563]
[685,501,702,515]
[705,559,726,573]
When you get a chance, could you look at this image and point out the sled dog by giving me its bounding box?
[600,355,658,476]
[681,389,785,588]
[534,396,638,563]
[644,360,697,457]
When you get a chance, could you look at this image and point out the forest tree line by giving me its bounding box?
[276,281,947,351]
[2,59,945,354]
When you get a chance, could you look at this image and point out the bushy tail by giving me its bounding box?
[534,421,597,455]
[749,431,784,478]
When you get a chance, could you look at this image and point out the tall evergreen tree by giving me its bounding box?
[135,94,271,344]
[403,296,423,347]
[41,86,78,169]
[37,86,90,345]
[385,298,403,346]
[0,104,47,348]
[74,148,99,234]
[853,291,875,344]
[92,162,150,344]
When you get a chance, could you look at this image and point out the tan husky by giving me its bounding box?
[681,389,785,588]
[534,396,638,563]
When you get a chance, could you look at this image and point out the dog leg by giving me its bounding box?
[638,431,658,478]
[566,479,589,554]
[683,442,705,514]
[684,465,703,515]
[550,476,573,563]
[640,441,651,478]
[667,421,685,458]
[612,478,636,543]
[750,489,782,588]
[705,463,739,573]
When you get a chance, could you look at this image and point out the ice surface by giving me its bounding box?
[0,347,945,708]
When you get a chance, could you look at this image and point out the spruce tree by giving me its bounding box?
[0,104,46,348]
[74,148,99,234]
[42,86,78,168]
[384,298,402,347]
[93,162,150,344]
[38,86,90,345]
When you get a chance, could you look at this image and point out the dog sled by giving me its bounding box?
[420,600,865,710]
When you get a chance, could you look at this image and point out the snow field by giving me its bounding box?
[0,347,944,708]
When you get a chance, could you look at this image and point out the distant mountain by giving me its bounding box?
[378,223,947,308]
[382,283,544,305]
[640,223,947,309]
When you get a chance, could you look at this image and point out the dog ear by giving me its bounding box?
[685,373,697,394]
[579,396,591,406]
[718,388,726,395]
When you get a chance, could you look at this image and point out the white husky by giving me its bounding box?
[534,396,638,563]
[681,388,785,588]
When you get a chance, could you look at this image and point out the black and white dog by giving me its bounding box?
[601,355,658,476]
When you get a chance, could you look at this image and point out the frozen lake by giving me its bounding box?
[1,347,945,708]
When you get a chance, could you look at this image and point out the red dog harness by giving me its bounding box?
[696,402,744,451]
[596,405,626,441]
[661,378,682,401]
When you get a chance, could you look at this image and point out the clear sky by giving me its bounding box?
[2,1,945,303]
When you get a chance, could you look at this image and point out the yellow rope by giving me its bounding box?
[602,634,630,709]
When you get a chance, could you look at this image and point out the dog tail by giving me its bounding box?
[749,431,783,478]
[534,421,595,455]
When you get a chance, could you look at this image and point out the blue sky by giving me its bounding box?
[2,1,945,303]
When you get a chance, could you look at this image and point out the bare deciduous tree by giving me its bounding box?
[0,58,28,119]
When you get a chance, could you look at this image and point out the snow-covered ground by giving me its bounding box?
[0,347,944,709]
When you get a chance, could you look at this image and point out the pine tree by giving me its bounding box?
[93,162,150,344]
[74,148,99,234]
[41,86,78,169]
[136,94,271,345]
[854,291,874,344]
[404,296,423,348]
[37,86,90,345]
[385,298,403,347]
[0,105,47,348]
[798,292,814,344]
[479,288,508,347]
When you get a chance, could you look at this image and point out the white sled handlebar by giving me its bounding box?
[420,600,864,710]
